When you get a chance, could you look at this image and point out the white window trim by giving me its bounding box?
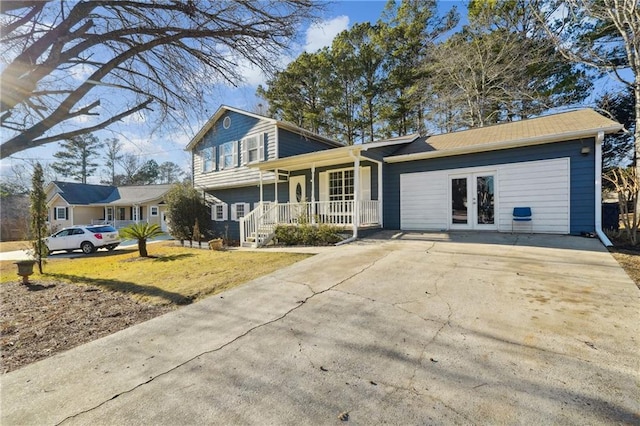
[219,141,238,170]
[201,146,216,173]
[242,133,265,165]
[55,206,67,220]
[230,202,251,221]
[223,115,231,129]
[212,202,228,221]
[319,166,371,202]
[150,206,159,216]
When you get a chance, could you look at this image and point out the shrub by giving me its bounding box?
[274,224,343,246]
[317,224,343,244]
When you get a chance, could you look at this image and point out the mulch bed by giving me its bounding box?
[0,280,173,373]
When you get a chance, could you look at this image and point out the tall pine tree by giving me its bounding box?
[52,134,102,183]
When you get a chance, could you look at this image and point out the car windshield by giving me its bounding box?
[88,226,117,233]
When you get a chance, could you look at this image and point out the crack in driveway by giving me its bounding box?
[57,250,393,425]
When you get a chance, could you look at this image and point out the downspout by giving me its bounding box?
[336,150,360,246]
[311,164,316,225]
[594,131,613,247]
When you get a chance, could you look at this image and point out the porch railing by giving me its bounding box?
[90,219,139,229]
[240,200,380,247]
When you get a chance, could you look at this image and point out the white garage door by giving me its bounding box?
[400,158,570,234]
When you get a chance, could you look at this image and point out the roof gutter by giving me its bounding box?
[593,131,613,247]
[384,125,624,163]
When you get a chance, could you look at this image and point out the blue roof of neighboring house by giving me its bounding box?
[52,181,117,205]
[51,181,174,205]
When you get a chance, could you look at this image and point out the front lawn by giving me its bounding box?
[0,242,312,372]
[0,242,312,305]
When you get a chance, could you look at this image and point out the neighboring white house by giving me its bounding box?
[46,181,173,232]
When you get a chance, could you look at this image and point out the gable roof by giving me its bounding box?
[48,181,172,205]
[387,109,624,162]
[185,105,343,151]
[49,181,117,205]
[102,184,173,205]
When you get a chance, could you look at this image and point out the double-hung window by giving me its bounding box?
[231,202,251,221]
[329,170,355,202]
[212,202,228,221]
[242,134,264,164]
[54,207,67,220]
[201,146,215,172]
[220,141,238,169]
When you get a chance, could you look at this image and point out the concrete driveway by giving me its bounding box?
[2,232,638,425]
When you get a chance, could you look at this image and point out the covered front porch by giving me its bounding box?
[240,146,384,247]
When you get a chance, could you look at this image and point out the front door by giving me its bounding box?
[450,172,496,230]
[289,175,307,222]
[161,211,168,232]
[289,175,306,203]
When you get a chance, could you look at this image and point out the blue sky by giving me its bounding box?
[0,1,622,183]
[2,1,408,182]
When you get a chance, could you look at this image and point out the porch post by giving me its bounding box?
[353,155,360,229]
[259,170,264,205]
[378,160,383,226]
[311,164,316,225]
[274,168,279,204]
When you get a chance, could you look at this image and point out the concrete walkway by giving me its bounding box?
[1,233,638,425]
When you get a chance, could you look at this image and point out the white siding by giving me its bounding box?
[497,158,569,234]
[193,120,276,190]
[400,171,449,230]
[399,158,570,234]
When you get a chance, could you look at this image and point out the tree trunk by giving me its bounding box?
[138,239,147,257]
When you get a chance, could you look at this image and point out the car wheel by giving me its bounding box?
[81,241,95,254]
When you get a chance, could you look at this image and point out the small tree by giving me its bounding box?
[119,223,164,257]
[30,162,48,273]
[193,218,201,248]
[165,183,211,245]
[604,167,640,245]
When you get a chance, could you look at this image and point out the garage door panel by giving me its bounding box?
[498,158,570,233]
[401,171,448,230]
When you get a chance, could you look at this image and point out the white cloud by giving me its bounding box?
[304,16,349,53]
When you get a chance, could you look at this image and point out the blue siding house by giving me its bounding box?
[187,107,623,247]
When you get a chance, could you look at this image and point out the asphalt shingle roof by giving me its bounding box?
[391,109,623,157]
[52,181,117,205]
[51,182,172,205]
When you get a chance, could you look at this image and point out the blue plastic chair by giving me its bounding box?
[512,207,532,233]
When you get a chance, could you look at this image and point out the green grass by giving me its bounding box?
[0,242,312,305]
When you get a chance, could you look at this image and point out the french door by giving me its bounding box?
[450,172,496,230]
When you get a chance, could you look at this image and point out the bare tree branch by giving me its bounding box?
[1,0,321,159]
